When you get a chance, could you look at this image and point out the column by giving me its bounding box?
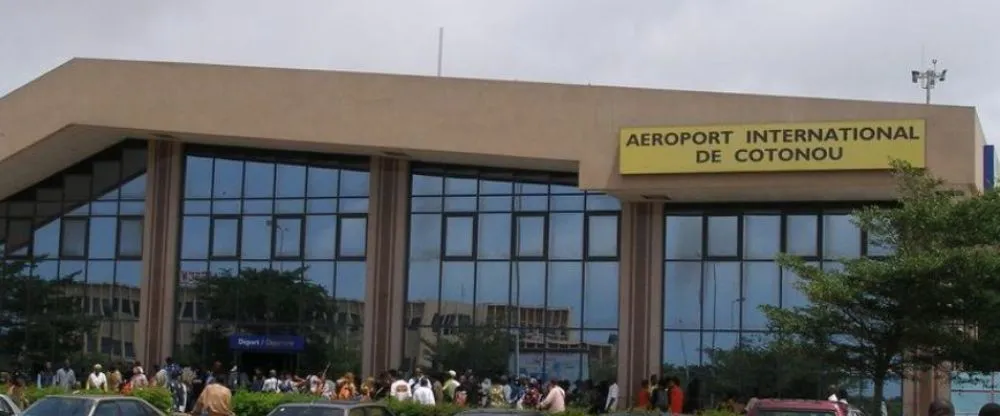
[362,156,410,376]
[617,201,665,406]
[138,139,183,365]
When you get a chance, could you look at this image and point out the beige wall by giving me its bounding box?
[0,58,985,205]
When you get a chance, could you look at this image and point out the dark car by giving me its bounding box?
[22,395,164,416]
[455,410,545,416]
[267,401,395,416]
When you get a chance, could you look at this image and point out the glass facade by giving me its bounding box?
[404,164,621,382]
[662,206,900,404]
[175,146,368,374]
[0,140,147,368]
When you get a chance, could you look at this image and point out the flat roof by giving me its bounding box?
[0,58,983,202]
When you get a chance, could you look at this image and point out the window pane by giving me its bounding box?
[408,259,440,304]
[664,261,701,330]
[243,162,275,198]
[781,262,817,309]
[707,216,738,257]
[412,175,443,196]
[475,262,511,325]
[338,217,367,257]
[548,262,583,327]
[702,262,741,330]
[275,217,303,257]
[744,215,780,259]
[409,214,441,260]
[307,167,339,197]
[666,216,702,259]
[240,216,271,259]
[583,262,618,328]
[211,218,238,257]
[663,331,700,367]
[512,262,545,310]
[88,217,117,259]
[276,164,307,198]
[212,159,243,198]
[181,216,209,259]
[823,214,861,258]
[61,218,88,257]
[477,214,510,259]
[549,213,583,260]
[743,262,779,330]
[441,261,474,305]
[340,170,369,197]
[587,215,618,258]
[516,216,545,257]
[304,215,336,259]
[786,215,818,256]
[444,216,474,257]
[184,156,213,198]
[118,218,143,257]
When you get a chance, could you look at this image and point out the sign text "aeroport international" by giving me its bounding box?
[618,119,926,175]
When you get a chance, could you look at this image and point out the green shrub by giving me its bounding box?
[131,387,174,413]
[231,391,315,416]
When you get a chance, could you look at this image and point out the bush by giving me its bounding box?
[231,391,316,416]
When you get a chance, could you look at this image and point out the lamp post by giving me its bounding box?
[911,59,948,104]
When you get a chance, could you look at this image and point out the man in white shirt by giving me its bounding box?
[413,378,436,405]
[53,360,76,391]
[262,370,280,393]
[605,381,619,411]
[539,380,566,413]
[389,371,412,401]
[86,364,108,392]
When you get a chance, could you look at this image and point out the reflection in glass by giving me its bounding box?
[702,262,741,330]
[176,148,368,374]
[0,141,147,362]
[707,216,738,257]
[823,214,862,258]
[666,216,702,259]
[743,215,780,259]
[786,215,818,256]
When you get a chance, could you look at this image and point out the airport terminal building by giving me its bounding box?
[0,58,991,411]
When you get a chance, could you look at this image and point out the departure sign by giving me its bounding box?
[618,119,925,174]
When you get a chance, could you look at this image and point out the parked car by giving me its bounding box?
[22,395,163,416]
[749,399,866,416]
[267,401,394,416]
[456,410,546,416]
[0,394,21,416]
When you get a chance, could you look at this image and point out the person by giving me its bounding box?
[539,379,566,413]
[167,368,188,413]
[443,370,460,402]
[86,364,108,392]
[978,402,1000,416]
[390,370,412,401]
[827,385,840,402]
[413,378,436,405]
[605,379,619,412]
[53,360,76,391]
[928,399,955,416]
[130,367,148,388]
[489,377,506,408]
[652,378,670,414]
[193,377,234,416]
[668,376,684,414]
[108,365,123,392]
[636,380,651,409]
[7,376,27,409]
[360,377,376,401]
[262,370,280,393]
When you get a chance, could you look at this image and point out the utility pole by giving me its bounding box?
[911,59,948,104]
[436,27,444,77]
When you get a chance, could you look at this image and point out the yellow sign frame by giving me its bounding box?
[618,119,926,175]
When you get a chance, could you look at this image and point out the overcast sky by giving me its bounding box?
[0,0,997,143]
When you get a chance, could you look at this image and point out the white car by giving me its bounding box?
[0,394,22,416]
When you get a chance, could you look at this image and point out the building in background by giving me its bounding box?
[0,58,989,412]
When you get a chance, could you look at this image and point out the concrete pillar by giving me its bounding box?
[362,156,410,376]
[138,139,183,365]
[617,201,665,407]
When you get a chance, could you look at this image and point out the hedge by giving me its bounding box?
[8,386,742,416]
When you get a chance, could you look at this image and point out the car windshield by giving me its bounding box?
[268,406,344,416]
[23,397,93,416]
[758,411,836,416]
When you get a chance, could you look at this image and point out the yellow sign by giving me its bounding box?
[619,119,926,174]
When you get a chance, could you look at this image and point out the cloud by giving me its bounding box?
[0,0,996,138]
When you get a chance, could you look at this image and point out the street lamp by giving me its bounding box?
[911,59,948,104]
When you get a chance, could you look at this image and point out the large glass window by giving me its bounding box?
[662,207,897,407]
[405,165,620,382]
[176,146,368,375]
[0,140,147,365]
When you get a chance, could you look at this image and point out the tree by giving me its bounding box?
[422,326,513,376]
[182,267,362,374]
[763,161,1000,415]
[0,258,97,369]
